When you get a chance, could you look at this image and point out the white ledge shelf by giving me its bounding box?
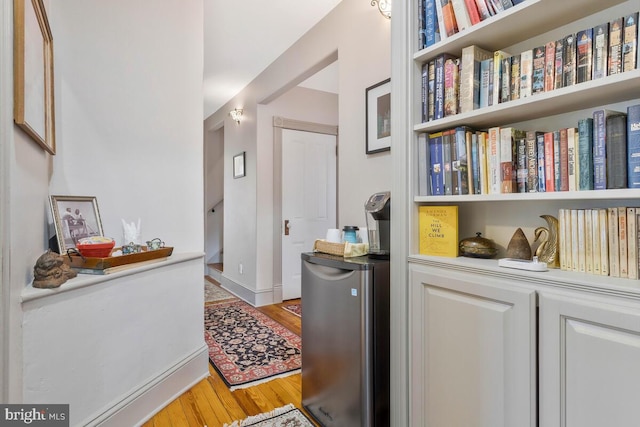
[408,255,640,301]
[414,188,640,203]
[22,251,204,304]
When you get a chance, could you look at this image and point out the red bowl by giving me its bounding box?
[76,239,115,258]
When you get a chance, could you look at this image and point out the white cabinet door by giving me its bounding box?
[539,291,640,427]
[409,263,537,427]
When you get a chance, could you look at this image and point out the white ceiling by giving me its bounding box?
[203,0,342,119]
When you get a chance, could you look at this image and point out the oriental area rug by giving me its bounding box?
[282,302,302,318]
[205,280,237,304]
[204,300,302,390]
[222,404,314,427]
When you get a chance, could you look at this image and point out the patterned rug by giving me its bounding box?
[282,302,301,318]
[205,300,302,390]
[205,280,236,303]
[223,404,314,427]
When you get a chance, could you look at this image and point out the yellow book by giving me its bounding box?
[419,205,459,257]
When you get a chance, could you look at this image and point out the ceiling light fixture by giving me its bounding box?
[371,0,391,19]
[229,108,243,124]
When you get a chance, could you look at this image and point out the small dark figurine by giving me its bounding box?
[506,228,532,260]
[33,250,77,289]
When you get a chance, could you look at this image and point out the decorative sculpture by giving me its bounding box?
[32,250,77,288]
[506,227,532,260]
[534,214,560,268]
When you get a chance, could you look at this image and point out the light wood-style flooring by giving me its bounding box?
[143,278,313,426]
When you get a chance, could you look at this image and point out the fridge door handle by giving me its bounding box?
[303,261,356,281]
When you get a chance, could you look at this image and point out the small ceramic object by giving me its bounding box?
[459,232,498,258]
[342,226,359,243]
[33,250,77,288]
[146,238,165,251]
[122,242,142,254]
[534,215,560,268]
[506,228,532,260]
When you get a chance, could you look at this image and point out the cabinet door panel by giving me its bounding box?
[409,264,537,427]
[540,292,640,427]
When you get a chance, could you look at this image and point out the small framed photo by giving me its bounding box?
[50,195,104,253]
[14,0,56,155]
[365,78,391,154]
[233,152,246,178]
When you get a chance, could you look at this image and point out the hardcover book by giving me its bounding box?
[478,131,489,194]
[566,127,577,191]
[536,132,546,192]
[554,39,565,89]
[577,209,586,272]
[559,208,567,270]
[599,208,609,276]
[585,206,593,273]
[471,132,481,194]
[563,33,576,87]
[444,56,461,116]
[593,108,624,190]
[578,117,594,190]
[453,126,472,195]
[609,17,624,75]
[463,0,481,25]
[622,12,639,72]
[424,0,441,48]
[439,0,459,37]
[474,0,492,21]
[421,63,429,122]
[443,128,454,195]
[608,206,620,277]
[531,46,545,94]
[516,133,527,193]
[543,131,555,192]
[558,128,569,191]
[500,56,512,103]
[544,41,556,92]
[418,205,459,257]
[450,0,472,31]
[606,112,628,189]
[592,23,609,79]
[519,49,533,98]
[429,132,445,195]
[576,28,593,83]
[434,0,448,41]
[570,209,579,271]
[619,206,628,278]
[510,53,521,100]
[435,54,456,120]
[526,130,542,192]
[479,58,493,108]
[419,0,426,50]
[628,207,638,280]
[500,127,525,193]
[488,126,501,194]
[493,50,510,105]
[627,104,640,188]
[460,45,493,113]
[428,60,436,121]
[591,209,601,275]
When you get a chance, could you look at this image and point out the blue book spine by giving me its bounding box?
[536,133,546,192]
[471,133,480,194]
[429,133,445,195]
[419,0,425,49]
[578,118,594,190]
[593,109,607,189]
[443,129,453,195]
[553,130,561,191]
[425,0,439,48]
[627,104,640,188]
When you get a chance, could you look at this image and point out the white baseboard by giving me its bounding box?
[220,274,276,307]
[84,345,209,427]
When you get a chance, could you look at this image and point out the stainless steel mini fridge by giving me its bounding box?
[301,252,390,427]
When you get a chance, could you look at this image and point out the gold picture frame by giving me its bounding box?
[50,195,104,254]
[14,0,56,154]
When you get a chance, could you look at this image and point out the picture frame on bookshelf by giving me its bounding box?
[365,78,391,154]
[49,195,104,254]
[233,151,246,178]
[14,0,56,155]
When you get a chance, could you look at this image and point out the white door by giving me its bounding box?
[282,129,336,300]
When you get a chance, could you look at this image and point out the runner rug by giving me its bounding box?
[205,280,237,303]
[281,302,302,318]
[205,299,302,390]
[222,404,314,427]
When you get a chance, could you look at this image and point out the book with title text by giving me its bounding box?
[419,205,459,257]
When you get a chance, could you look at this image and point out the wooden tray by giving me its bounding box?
[65,246,174,273]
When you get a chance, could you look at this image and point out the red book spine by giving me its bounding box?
[464,0,482,25]
[440,0,459,36]
[544,131,555,191]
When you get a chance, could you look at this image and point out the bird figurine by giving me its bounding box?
[534,214,560,268]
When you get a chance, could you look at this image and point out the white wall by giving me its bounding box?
[2,0,207,420]
[204,0,391,303]
[205,127,224,264]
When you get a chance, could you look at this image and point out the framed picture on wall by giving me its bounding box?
[233,152,246,178]
[365,78,391,154]
[50,195,104,253]
[14,0,56,155]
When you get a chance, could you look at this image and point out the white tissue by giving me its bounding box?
[121,218,141,245]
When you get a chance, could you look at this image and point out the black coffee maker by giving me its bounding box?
[365,191,390,259]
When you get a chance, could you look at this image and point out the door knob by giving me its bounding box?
[284,219,291,235]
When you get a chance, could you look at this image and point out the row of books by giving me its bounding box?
[417,104,640,196]
[559,207,640,279]
[418,0,526,50]
[421,12,639,122]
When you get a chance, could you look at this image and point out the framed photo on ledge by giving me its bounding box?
[365,78,391,154]
[13,0,56,155]
[50,195,104,253]
[233,152,246,178]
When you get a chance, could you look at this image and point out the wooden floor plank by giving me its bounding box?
[147,289,304,426]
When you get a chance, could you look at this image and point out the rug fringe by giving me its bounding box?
[222,403,296,427]
[228,369,301,391]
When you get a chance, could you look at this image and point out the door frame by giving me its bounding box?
[272,116,338,299]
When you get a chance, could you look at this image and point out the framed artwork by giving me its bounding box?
[233,152,246,178]
[50,195,104,253]
[365,78,391,154]
[14,0,56,155]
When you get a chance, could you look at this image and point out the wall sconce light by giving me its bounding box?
[371,0,391,19]
[230,108,243,124]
